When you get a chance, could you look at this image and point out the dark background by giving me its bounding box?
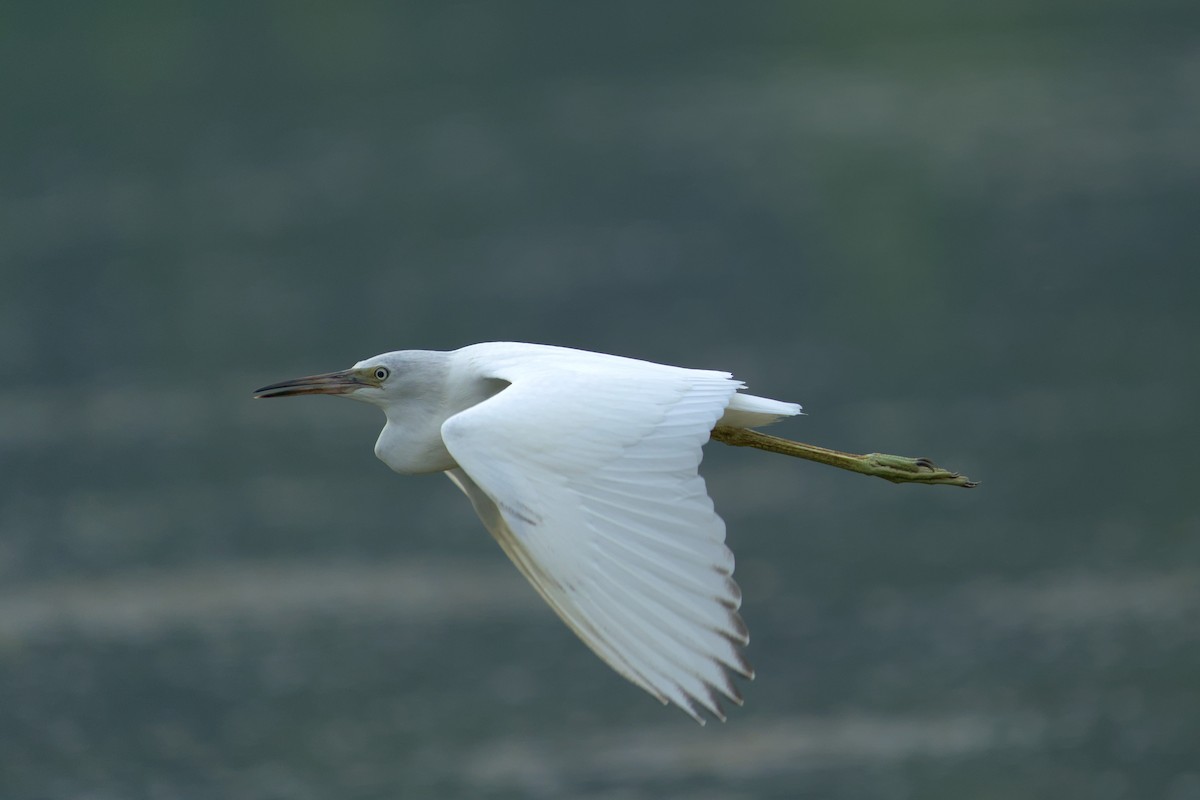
[2,3,1198,798]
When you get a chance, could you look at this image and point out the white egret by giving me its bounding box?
[254,342,973,722]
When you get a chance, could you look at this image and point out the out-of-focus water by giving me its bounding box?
[2,5,1198,798]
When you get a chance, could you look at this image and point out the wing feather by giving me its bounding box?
[441,350,751,722]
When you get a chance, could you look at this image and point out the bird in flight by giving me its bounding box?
[254,342,973,723]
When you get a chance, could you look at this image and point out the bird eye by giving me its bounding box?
[373,367,389,382]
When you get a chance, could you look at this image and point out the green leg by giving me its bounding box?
[710,426,977,488]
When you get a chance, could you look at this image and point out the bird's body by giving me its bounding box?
[255,342,973,722]
[365,343,799,474]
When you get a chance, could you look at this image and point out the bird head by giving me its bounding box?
[253,359,393,404]
[253,351,448,410]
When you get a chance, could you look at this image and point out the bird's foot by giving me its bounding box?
[862,453,978,488]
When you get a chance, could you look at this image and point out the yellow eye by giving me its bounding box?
[373,367,389,381]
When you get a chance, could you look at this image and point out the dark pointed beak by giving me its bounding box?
[253,369,371,398]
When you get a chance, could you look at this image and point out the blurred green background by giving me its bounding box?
[2,3,1198,798]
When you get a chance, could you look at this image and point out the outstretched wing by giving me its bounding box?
[440,352,751,722]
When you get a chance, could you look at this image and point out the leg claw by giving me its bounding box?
[865,453,977,488]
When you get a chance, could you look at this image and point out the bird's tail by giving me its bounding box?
[717,392,802,429]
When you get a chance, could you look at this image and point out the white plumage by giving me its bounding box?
[254,342,802,722]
